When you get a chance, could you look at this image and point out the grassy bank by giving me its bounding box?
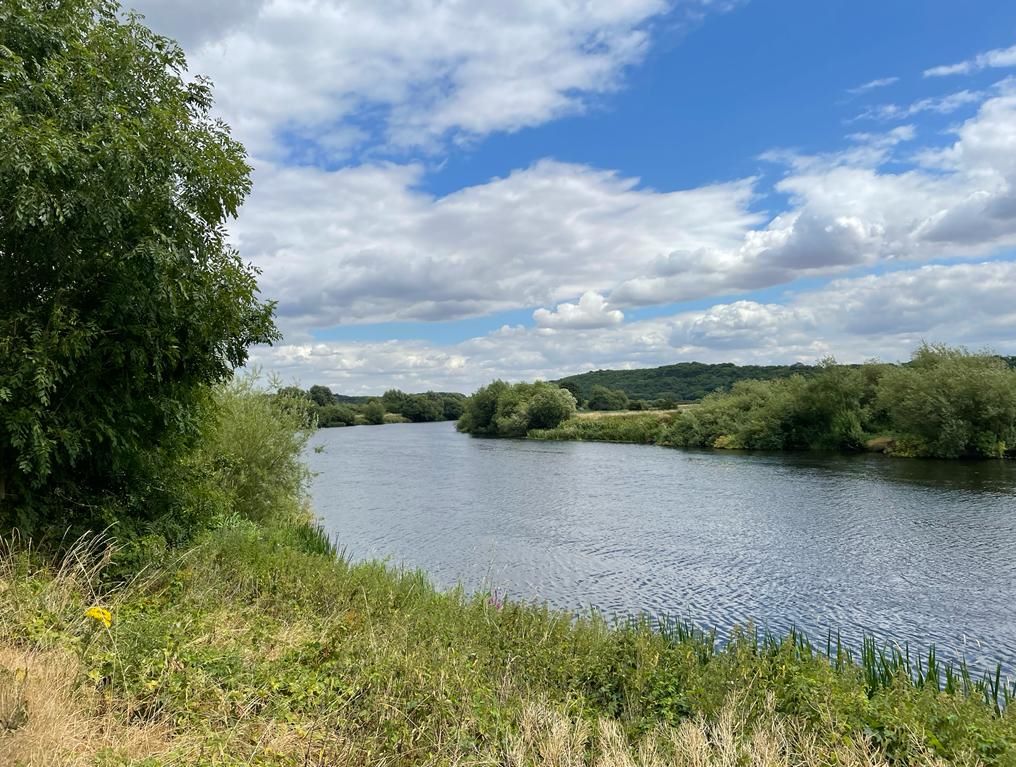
[1,520,1015,766]
[530,411,676,444]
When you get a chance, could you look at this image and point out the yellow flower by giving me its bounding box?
[84,605,112,629]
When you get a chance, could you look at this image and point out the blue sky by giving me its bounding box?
[132,0,1016,392]
[424,0,1016,196]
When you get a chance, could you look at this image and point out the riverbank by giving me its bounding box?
[531,410,903,452]
[467,345,1016,459]
[530,410,676,444]
[2,518,1014,766]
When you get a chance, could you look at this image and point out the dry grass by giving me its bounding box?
[506,698,950,767]
[0,646,170,767]
[0,534,172,766]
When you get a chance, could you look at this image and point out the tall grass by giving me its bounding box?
[529,412,674,444]
[1,526,1013,765]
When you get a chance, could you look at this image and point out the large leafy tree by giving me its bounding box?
[0,0,278,521]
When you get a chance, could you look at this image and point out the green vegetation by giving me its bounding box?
[668,346,1016,458]
[531,411,676,444]
[4,4,1016,765]
[456,380,577,437]
[471,346,1016,459]
[0,0,277,537]
[3,470,1016,764]
[556,361,822,403]
[279,385,466,428]
[4,352,1013,764]
[587,384,631,411]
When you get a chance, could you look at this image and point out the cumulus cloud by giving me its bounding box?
[128,0,266,49]
[128,0,696,155]
[122,2,1016,389]
[754,92,1016,264]
[925,43,1016,77]
[249,260,1016,393]
[533,292,624,329]
[233,90,1016,336]
[235,160,762,330]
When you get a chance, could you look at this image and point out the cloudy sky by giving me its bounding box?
[129,0,1016,393]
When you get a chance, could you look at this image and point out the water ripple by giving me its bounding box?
[309,422,1016,677]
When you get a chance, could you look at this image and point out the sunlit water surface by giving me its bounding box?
[308,422,1016,675]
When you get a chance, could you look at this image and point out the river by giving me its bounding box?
[308,421,1016,675]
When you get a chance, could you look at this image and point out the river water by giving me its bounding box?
[308,421,1016,674]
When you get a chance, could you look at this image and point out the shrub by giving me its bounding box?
[456,381,511,435]
[363,400,386,425]
[530,412,671,443]
[459,381,576,436]
[317,403,358,427]
[877,344,1016,458]
[189,374,315,525]
[587,385,630,411]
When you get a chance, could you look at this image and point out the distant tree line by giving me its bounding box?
[461,346,1016,459]
[281,386,466,428]
[557,357,1016,406]
[557,361,847,403]
[667,345,1016,458]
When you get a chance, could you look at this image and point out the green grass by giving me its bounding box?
[529,412,675,444]
[1,521,1014,766]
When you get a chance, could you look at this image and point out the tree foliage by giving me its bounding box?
[381,389,465,423]
[876,345,1016,458]
[587,385,630,411]
[665,345,1016,458]
[467,346,1016,459]
[556,361,820,403]
[0,0,277,522]
[457,382,576,437]
[308,385,336,407]
[363,400,386,425]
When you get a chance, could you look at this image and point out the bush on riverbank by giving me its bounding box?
[457,380,577,437]
[0,0,278,537]
[666,345,1016,457]
[2,518,1014,766]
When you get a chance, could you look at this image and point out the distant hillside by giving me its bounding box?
[556,355,1016,404]
[554,361,820,403]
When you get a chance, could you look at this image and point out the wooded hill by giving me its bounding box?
[554,361,821,403]
[555,357,1016,403]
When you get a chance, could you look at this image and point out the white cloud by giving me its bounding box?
[129,0,697,155]
[233,90,1016,336]
[847,76,899,95]
[235,160,763,331]
[760,125,916,172]
[925,43,1016,77]
[856,90,983,121]
[128,0,267,49]
[533,291,624,329]
[122,1,1016,390]
[250,260,1016,393]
